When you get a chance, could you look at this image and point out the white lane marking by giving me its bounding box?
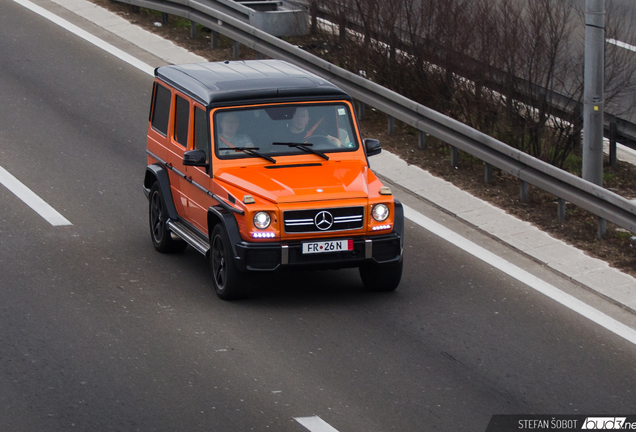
[404,204,636,346]
[607,38,636,52]
[0,166,72,226]
[295,416,340,432]
[12,0,155,76]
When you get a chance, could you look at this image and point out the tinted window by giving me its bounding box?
[195,107,209,160]
[175,95,190,147]
[151,83,171,135]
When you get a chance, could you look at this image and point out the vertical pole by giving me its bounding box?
[161,12,169,24]
[257,52,263,59]
[450,146,458,168]
[233,40,240,59]
[387,116,395,135]
[484,163,493,183]
[520,181,529,202]
[609,121,617,167]
[557,198,566,220]
[582,0,605,186]
[597,217,607,239]
[418,131,426,150]
[190,21,196,39]
[358,102,365,121]
[211,31,218,49]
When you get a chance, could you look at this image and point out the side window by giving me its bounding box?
[151,83,171,135]
[195,107,209,160]
[174,95,190,147]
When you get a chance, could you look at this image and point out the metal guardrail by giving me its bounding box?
[114,0,636,233]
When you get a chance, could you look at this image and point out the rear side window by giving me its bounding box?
[151,83,171,135]
[175,95,190,147]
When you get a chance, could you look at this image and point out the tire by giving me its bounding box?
[210,224,248,300]
[148,183,187,253]
[359,259,403,292]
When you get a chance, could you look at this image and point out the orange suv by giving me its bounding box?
[143,60,404,299]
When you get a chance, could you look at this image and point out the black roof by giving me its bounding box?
[155,60,350,106]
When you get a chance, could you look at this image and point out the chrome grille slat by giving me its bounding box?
[283,206,365,233]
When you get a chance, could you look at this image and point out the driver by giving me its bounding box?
[284,107,342,146]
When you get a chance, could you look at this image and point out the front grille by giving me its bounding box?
[284,206,364,233]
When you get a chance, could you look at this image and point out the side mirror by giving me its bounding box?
[364,138,382,157]
[183,149,208,167]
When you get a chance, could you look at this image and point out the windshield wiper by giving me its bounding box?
[227,147,276,164]
[272,142,329,161]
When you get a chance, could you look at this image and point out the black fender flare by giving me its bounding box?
[207,206,243,260]
[144,164,178,221]
[393,199,405,248]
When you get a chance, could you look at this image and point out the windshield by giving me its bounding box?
[213,103,358,160]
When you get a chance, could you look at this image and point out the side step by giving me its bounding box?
[167,219,210,255]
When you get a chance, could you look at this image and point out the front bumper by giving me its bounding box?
[234,233,403,272]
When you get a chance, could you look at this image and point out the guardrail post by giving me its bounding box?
[484,163,493,183]
[598,218,606,239]
[357,102,365,121]
[387,116,395,135]
[211,31,218,49]
[233,41,240,58]
[450,146,458,168]
[557,198,566,220]
[161,12,169,24]
[610,121,617,167]
[257,52,263,59]
[190,21,196,39]
[520,181,529,202]
[131,5,139,13]
[418,131,426,150]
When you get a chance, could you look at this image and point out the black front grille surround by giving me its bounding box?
[284,206,365,233]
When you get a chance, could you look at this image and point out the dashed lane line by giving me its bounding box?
[0,166,72,226]
[295,416,340,432]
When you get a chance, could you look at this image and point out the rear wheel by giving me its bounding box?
[359,259,403,292]
[210,224,248,300]
[149,183,187,253]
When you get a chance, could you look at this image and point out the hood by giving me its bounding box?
[215,160,370,203]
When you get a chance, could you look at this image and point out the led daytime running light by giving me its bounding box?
[372,224,391,231]
[252,232,276,238]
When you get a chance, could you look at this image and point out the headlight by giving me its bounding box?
[372,204,389,222]
[253,211,271,229]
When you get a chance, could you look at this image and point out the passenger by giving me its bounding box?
[217,112,253,150]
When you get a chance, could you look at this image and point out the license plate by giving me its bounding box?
[302,239,353,254]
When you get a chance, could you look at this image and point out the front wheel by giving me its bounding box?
[210,224,248,300]
[359,259,403,292]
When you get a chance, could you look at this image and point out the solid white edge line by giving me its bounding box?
[295,416,340,432]
[403,204,636,347]
[12,0,155,76]
[0,166,72,226]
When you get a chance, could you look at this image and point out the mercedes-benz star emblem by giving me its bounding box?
[314,211,333,230]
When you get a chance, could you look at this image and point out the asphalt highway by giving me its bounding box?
[1,1,636,431]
